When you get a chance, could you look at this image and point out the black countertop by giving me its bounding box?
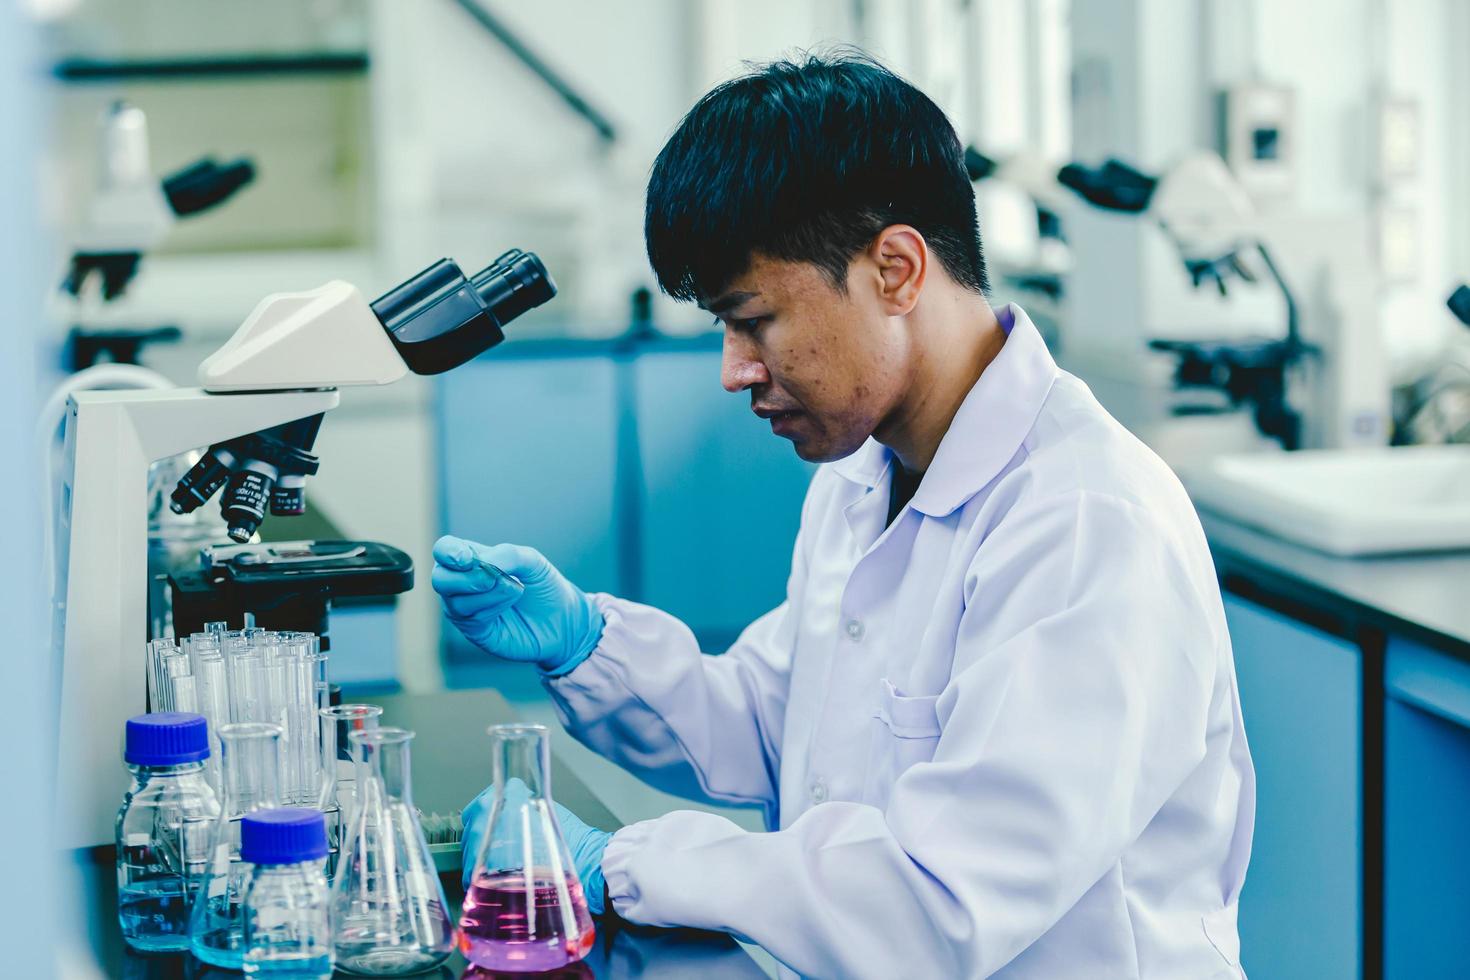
[1199,509,1470,655]
[82,688,771,979]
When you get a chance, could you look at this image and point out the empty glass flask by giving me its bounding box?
[332,727,455,975]
[317,703,383,814]
[189,722,284,969]
[459,724,595,972]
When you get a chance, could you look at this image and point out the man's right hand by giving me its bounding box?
[431,535,604,676]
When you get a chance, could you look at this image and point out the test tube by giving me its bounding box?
[265,660,294,799]
[280,636,316,806]
[160,650,194,713]
[186,633,229,790]
[304,648,328,807]
[170,673,199,713]
[224,633,264,724]
[145,639,178,711]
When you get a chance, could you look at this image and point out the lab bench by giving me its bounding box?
[79,688,771,978]
[1199,512,1470,980]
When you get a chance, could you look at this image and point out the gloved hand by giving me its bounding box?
[461,778,614,915]
[432,535,603,676]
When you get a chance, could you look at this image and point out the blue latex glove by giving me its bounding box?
[461,778,613,915]
[432,535,603,676]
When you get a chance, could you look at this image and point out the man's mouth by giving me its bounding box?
[753,405,804,436]
[752,405,796,420]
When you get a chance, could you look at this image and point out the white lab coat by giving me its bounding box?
[545,305,1254,979]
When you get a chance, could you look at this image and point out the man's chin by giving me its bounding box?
[788,433,867,464]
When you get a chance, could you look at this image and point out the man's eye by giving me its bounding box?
[718,316,765,332]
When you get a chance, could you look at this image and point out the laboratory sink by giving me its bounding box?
[1183,445,1470,557]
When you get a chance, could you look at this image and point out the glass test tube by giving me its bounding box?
[161,652,196,712]
[225,633,264,724]
[145,639,178,711]
[186,633,229,789]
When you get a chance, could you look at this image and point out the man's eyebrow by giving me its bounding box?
[701,290,759,315]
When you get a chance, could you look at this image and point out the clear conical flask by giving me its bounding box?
[318,702,383,877]
[459,724,595,972]
[189,722,283,969]
[332,727,455,975]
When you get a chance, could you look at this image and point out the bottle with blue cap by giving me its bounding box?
[115,711,221,951]
[240,808,334,977]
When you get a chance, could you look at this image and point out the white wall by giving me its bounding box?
[1376,0,1463,363]
[1066,0,1465,370]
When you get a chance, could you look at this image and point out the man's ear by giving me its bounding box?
[867,225,927,316]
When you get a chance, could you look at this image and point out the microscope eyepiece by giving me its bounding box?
[370,251,557,375]
[472,249,557,328]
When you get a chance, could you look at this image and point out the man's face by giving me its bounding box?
[707,253,912,463]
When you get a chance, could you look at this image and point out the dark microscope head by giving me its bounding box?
[169,252,556,543]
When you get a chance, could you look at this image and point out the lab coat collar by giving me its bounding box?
[828,304,1058,517]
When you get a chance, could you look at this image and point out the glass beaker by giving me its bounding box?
[189,722,284,969]
[459,724,595,972]
[333,727,455,975]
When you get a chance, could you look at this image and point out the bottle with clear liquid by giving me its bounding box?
[240,808,334,978]
[332,726,455,974]
[459,724,595,972]
[190,722,284,968]
[116,713,220,952]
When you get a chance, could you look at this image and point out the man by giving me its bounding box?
[435,53,1253,978]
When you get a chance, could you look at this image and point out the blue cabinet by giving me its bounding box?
[1383,637,1470,978]
[633,351,813,648]
[1224,594,1362,980]
[438,354,622,660]
[438,344,813,658]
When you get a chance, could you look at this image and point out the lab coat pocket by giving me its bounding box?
[1201,904,1241,970]
[865,678,943,808]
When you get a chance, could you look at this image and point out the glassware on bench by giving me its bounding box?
[189,722,283,969]
[458,724,595,972]
[115,713,220,952]
[332,727,455,975]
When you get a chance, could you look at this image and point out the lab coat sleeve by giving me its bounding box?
[600,491,1221,979]
[541,479,818,814]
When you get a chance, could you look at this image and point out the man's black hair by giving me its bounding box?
[645,50,989,304]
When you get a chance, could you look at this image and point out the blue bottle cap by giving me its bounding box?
[240,808,329,865]
[124,712,210,766]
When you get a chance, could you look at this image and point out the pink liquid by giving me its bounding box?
[458,870,595,972]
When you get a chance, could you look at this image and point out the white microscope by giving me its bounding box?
[969,147,1383,452]
[53,250,555,848]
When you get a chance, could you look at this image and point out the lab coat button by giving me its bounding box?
[844,619,864,641]
[810,779,827,802]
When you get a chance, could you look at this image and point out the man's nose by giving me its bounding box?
[721,331,770,393]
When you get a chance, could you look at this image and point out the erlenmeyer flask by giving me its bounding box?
[459,724,595,972]
[318,703,383,877]
[190,722,283,969]
[332,727,455,975]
